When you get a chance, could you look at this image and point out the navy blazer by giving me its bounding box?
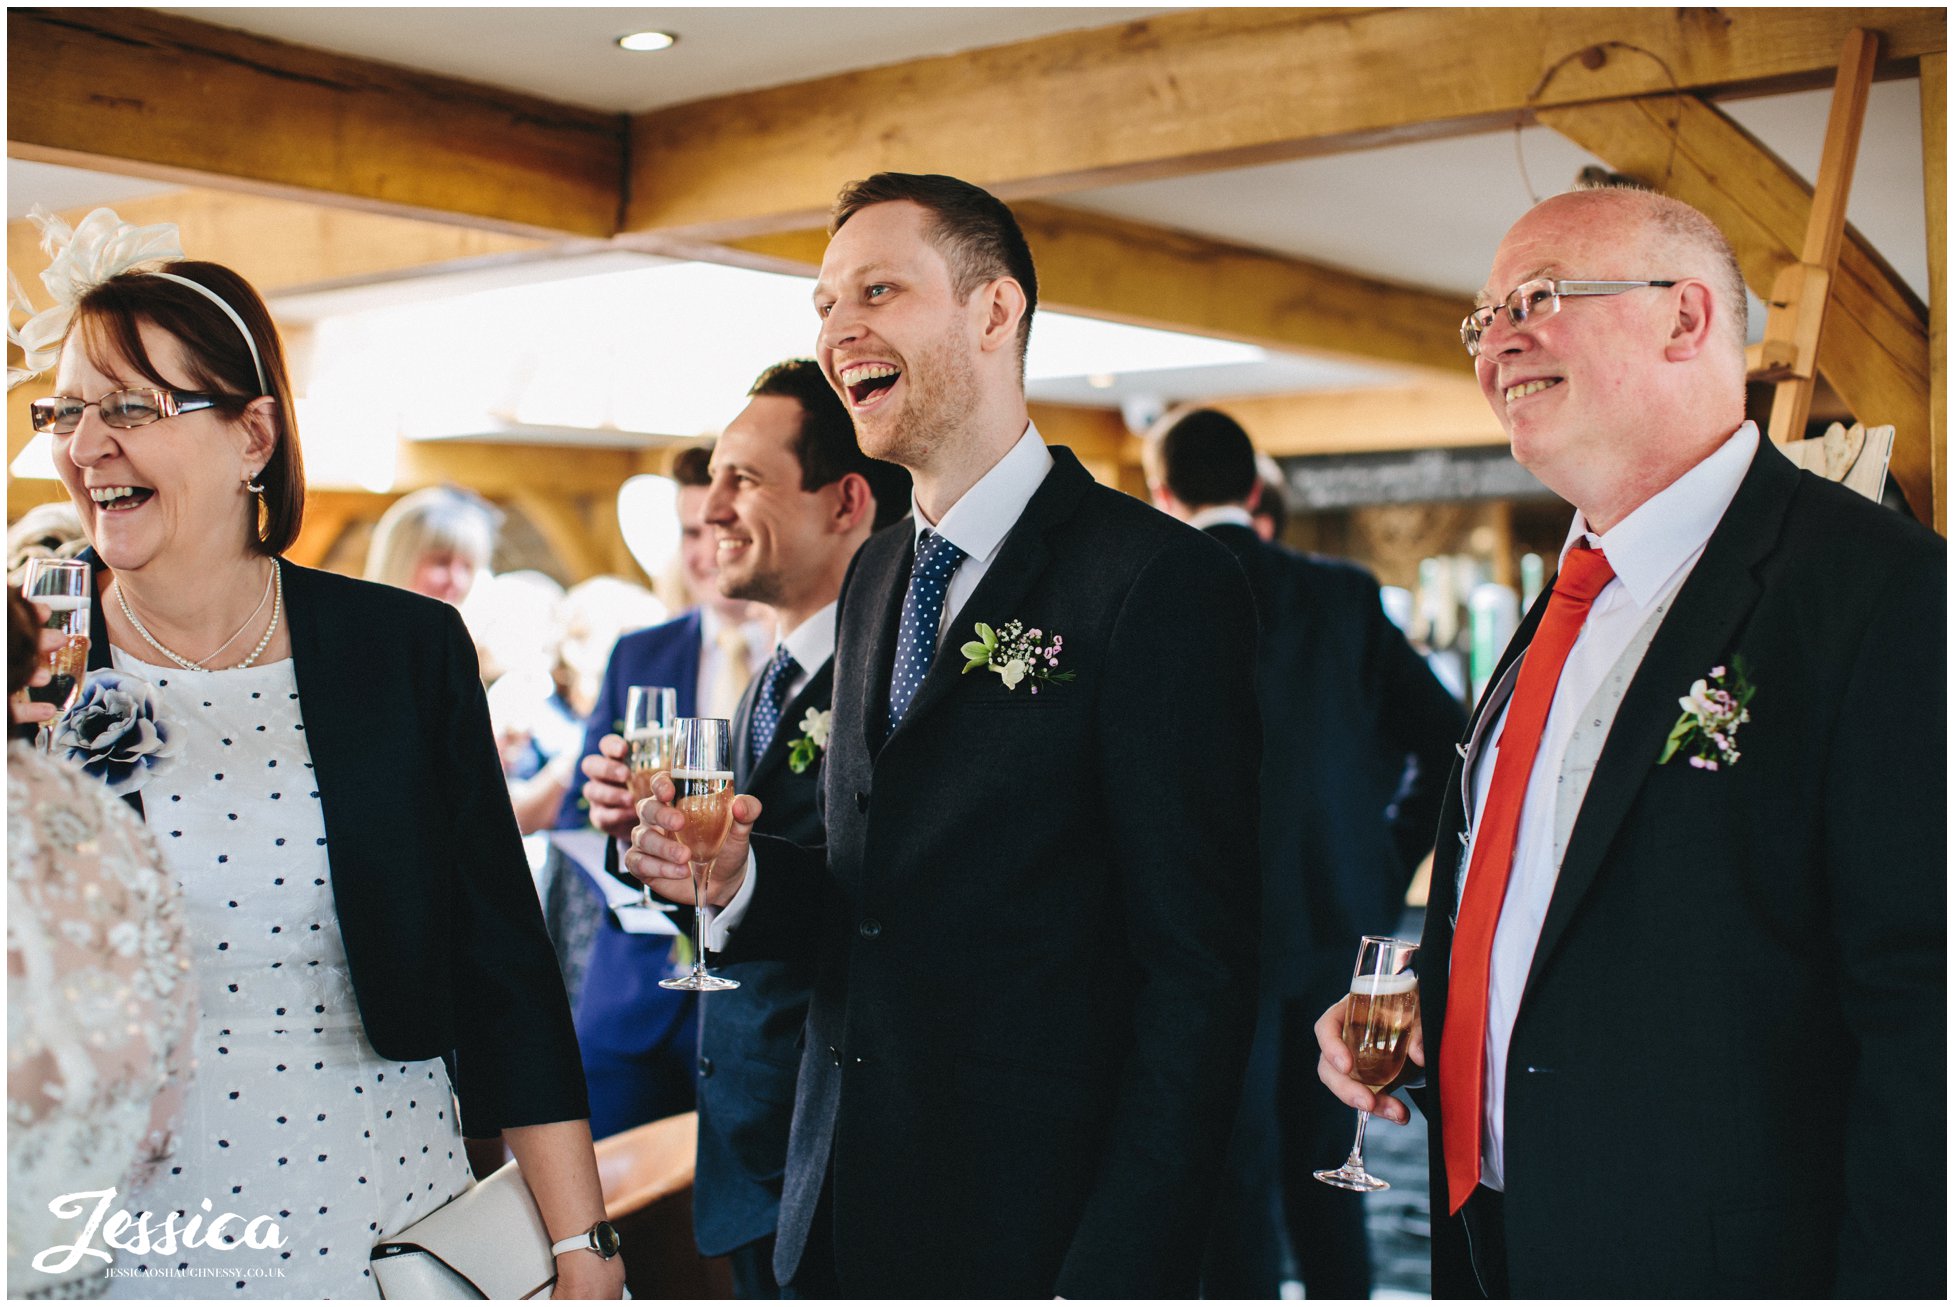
[1419,440,1945,1297]
[83,557,587,1136]
[693,655,832,1258]
[1204,524,1465,996]
[554,612,702,1060]
[727,448,1263,1297]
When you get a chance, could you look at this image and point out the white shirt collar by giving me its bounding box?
[776,601,837,674]
[1562,421,1759,608]
[1187,504,1254,531]
[910,422,1053,564]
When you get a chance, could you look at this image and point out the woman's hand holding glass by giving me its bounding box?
[8,601,67,730]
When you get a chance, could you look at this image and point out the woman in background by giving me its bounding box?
[8,586,195,1299]
[361,486,496,608]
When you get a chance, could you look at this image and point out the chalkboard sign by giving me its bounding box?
[1276,447,1556,509]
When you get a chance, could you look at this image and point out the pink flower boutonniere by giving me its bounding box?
[1658,657,1754,770]
[960,620,1075,694]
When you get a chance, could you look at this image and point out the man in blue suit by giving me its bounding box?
[554,444,769,1139]
[1148,408,1464,1297]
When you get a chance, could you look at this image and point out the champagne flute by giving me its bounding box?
[657,717,740,993]
[1315,935,1420,1192]
[624,686,678,908]
[17,559,91,750]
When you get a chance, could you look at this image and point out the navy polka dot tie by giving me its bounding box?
[888,529,966,730]
[749,643,800,761]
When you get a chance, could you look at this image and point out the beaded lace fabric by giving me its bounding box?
[8,742,197,1300]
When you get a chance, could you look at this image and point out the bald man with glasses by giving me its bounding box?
[1319,186,1944,1298]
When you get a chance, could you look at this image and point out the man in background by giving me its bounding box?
[553,444,769,1139]
[1149,407,1464,1298]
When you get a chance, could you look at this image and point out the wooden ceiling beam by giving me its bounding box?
[391,441,660,501]
[7,190,552,300]
[723,202,1464,376]
[624,7,1944,240]
[1540,93,1934,521]
[7,8,623,239]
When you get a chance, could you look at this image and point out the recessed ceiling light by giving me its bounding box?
[616,30,676,52]
[1087,373,1116,390]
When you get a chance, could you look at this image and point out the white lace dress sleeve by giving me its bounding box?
[8,742,197,1300]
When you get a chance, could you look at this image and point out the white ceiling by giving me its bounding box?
[159,7,1174,114]
[8,8,1933,428]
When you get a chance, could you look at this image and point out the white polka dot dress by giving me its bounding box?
[108,652,470,1299]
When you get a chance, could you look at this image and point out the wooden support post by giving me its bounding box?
[1766,29,1880,445]
[1923,53,1947,534]
[511,493,608,584]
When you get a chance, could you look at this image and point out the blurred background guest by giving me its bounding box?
[16,215,619,1296]
[362,484,498,609]
[7,501,90,586]
[8,585,196,1300]
[1147,408,1464,1300]
[531,575,666,1005]
[1250,452,1290,545]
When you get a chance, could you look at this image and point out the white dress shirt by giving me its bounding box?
[773,601,838,708]
[913,422,1055,643]
[706,422,1052,947]
[1465,421,1757,1189]
[1185,504,1254,531]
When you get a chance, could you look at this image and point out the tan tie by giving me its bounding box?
[708,624,753,720]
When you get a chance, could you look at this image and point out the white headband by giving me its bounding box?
[7,206,268,395]
[149,270,268,394]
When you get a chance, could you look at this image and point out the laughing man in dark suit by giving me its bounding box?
[1149,408,1465,1298]
[1318,185,1944,1297]
[625,173,1263,1298]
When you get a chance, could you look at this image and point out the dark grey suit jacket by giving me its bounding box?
[724,446,1263,1297]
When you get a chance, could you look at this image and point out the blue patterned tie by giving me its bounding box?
[749,644,800,761]
[888,530,967,729]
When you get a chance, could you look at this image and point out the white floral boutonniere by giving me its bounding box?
[1658,657,1754,771]
[787,706,832,774]
[959,620,1076,695]
[52,670,183,796]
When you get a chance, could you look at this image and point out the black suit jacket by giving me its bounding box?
[724,446,1263,1297]
[1419,440,1945,1297]
[692,655,832,1257]
[1204,523,1464,995]
[84,557,588,1136]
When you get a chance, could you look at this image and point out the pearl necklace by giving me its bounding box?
[116,560,283,672]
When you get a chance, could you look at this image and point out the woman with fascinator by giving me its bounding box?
[12,210,623,1298]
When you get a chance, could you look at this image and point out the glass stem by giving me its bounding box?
[1347,1109,1373,1168]
[691,861,710,979]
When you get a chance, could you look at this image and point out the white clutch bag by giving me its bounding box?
[371,1157,556,1299]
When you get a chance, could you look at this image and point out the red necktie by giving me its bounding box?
[1439,544,1616,1215]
